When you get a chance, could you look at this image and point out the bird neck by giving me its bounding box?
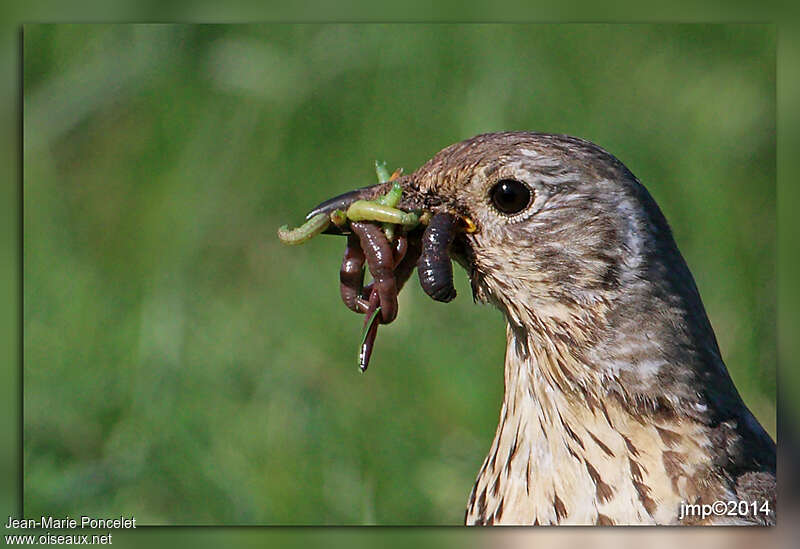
[464,322,731,525]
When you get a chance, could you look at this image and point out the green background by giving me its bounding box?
[23,24,775,525]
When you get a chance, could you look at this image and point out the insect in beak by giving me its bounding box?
[305,184,383,233]
[278,162,473,372]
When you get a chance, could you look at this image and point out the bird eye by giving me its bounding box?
[489,179,532,215]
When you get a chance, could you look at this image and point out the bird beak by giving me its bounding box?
[305,183,388,220]
[305,177,416,235]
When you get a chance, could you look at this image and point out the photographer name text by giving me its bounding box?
[5,516,136,530]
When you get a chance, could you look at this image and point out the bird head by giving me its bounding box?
[308,131,723,404]
[313,132,676,332]
[404,132,657,325]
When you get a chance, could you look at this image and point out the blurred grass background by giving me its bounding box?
[23,24,775,525]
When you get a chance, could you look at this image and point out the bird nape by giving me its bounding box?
[281,131,776,526]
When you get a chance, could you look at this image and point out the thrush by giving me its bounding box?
[307,132,776,525]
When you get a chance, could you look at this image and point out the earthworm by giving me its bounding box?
[350,222,398,323]
[349,231,417,372]
[340,233,367,314]
[337,219,438,372]
[340,228,421,314]
[418,212,459,302]
[390,233,422,292]
[359,290,381,372]
[358,233,420,300]
[393,234,409,264]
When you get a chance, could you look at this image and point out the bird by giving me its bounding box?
[308,132,776,525]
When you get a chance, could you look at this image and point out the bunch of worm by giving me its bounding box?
[278,161,462,372]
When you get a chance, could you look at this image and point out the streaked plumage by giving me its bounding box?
[398,133,775,525]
